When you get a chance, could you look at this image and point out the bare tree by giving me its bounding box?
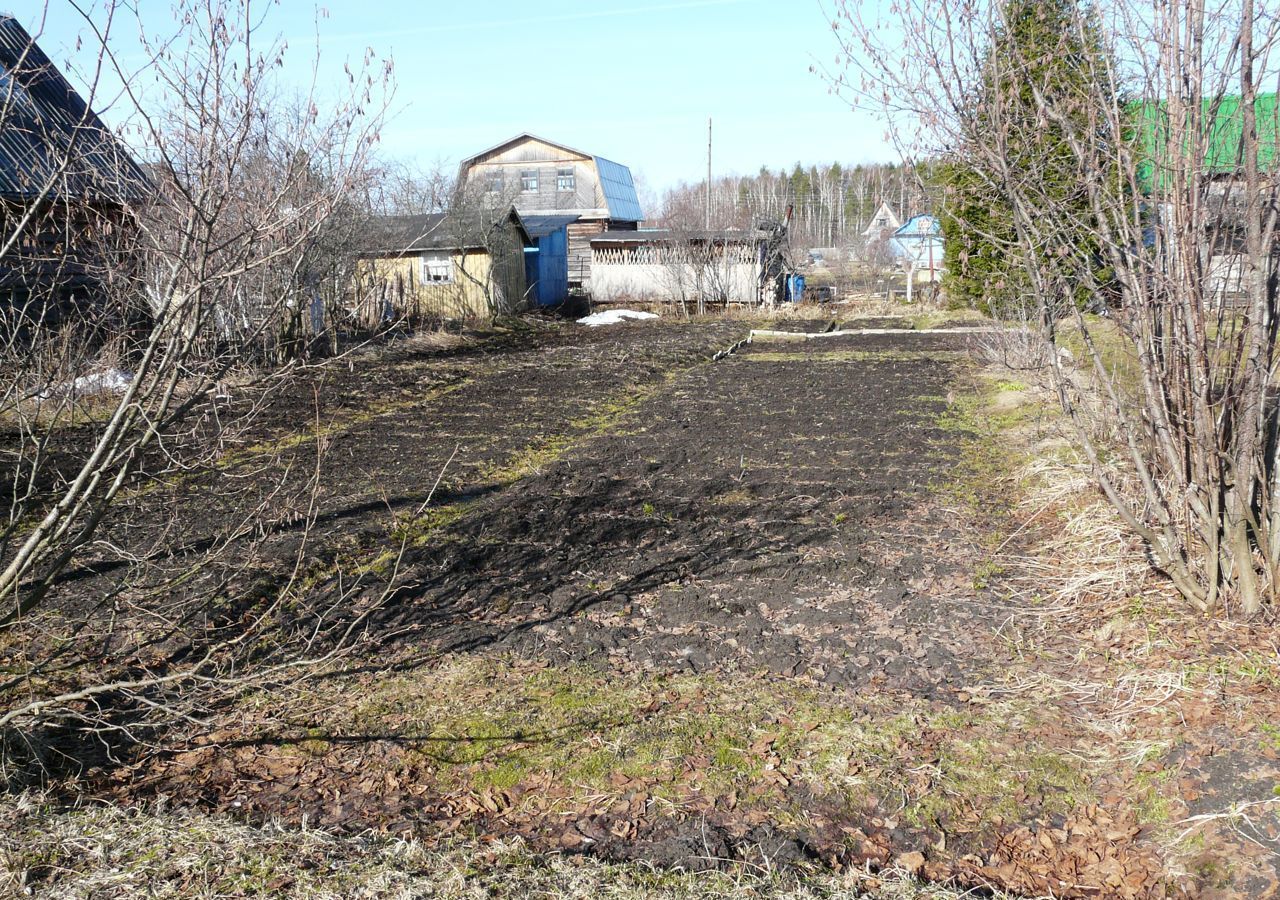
[369,157,454,216]
[0,0,394,777]
[445,178,530,316]
[828,0,1280,613]
[654,192,762,313]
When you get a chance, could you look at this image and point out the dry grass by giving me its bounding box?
[969,342,1280,886]
[0,793,1036,900]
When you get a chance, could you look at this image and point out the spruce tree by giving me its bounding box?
[940,0,1111,316]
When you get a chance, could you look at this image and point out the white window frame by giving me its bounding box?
[486,171,504,193]
[420,250,453,284]
[556,167,575,192]
[521,169,539,192]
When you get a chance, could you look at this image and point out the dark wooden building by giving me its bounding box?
[0,15,146,321]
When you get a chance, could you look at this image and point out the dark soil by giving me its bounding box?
[42,322,746,620]
[27,318,1220,898]
[836,316,915,330]
[358,328,990,696]
[95,326,1016,840]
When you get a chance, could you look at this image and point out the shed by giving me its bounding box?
[0,15,147,310]
[521,214,577,306]
[353,207,531,323]
[589,229,764,305]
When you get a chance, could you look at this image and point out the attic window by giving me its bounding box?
[421,250,453,284]
[486,172,503,193]
[556,168,575,192]
[521,170,538,192]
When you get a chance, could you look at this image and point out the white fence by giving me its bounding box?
[590,242,762,304]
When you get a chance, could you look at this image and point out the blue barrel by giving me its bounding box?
[785,274,806,303]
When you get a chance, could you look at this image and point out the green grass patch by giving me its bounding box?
[284,655,1096,840]
[932,366,1049,513]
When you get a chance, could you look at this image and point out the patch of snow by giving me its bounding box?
[40,368,133,400]
[71,368,133,396]
[577,309,659,327]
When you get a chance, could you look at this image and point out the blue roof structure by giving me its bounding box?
[891,215,943,266]
[894,215,941,238]
[522,214,580,238]
[594,156,643,222]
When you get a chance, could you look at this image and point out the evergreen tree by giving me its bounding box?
[940,0,1112,315]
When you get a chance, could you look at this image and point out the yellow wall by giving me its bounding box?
[353,248,524,324]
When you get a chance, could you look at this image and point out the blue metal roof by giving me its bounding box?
[893,215,940,238]
[890,217,943,265]
[521,214,579,238]
[593,156,643,222]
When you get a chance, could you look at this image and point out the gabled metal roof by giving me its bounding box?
[359,207,530,256]
[457,134,644,223]
[593,156,643,222]
[0,16,147,203]
[893,215,940,238]
[459,133,593,169]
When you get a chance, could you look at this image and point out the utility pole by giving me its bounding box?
[705,117,712,232]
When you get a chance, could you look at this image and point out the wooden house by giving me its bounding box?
[353,207,531,323]
[861,200,901,240]
[0,15,146,321]
[458,134,643,290]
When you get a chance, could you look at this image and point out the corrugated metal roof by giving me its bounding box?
[360,207,530,255]
[891,216,944,264]
[894,215,940,238]
[593,156,643,222]
[522,214,579,238]
[1134,94,1279,191]
[0,15,146,202]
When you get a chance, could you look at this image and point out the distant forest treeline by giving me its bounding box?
[657,161,939,249]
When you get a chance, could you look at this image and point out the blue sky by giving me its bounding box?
[14,0,896,193]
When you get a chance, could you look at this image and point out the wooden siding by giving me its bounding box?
[474,161,607,217]
[460,137,642,293]
[464,137,609,219]
[468,136,591,168]
[352,245,526,324]
[566,220,605,288]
